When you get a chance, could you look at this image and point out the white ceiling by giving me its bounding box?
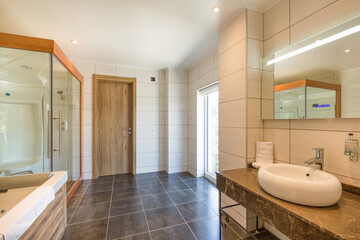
[0,0,273,70]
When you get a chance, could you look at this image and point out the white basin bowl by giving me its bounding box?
[258,164,342,207]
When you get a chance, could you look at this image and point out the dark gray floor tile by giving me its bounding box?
[67,207,76,223]
[183,178,213,189]
[168,189,200,204]
[64,171,258,240]
[145,206,184,230]
[157,174,180,183]
[79,191,112,206]
[175,172,195,180]
[90,175,114,184]
[141,193,174,210]
[114,179,137,189]
[68,194,82,208]
[136,177,160,186]
[115,173,136,181]
[247,231,280,240]
[177,201,216,222]
[110,198,143,216]
[162,181,189,192]
[188,216,241,240]
[202,195,219,213]
[70,202,110,224]
[119,233,151,240]
[191,187,219,212]
[139,184,165,196]
[107,212,148,240]
[82,179,92,184]
[62,219,108,240]
[75,183,89,195]
[155,171,168,176]
[112,187,140,201]
[150,224,196,240]
[85,182,113,194]
[135,172,157,179]
[191,184,218,199]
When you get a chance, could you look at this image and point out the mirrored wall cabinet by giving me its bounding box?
[262,14,360,120]
[0,33,83,201]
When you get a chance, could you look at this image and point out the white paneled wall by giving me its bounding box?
[74,61,166,178]
[187,51,219,177]
[263,0,360,188]
[165,70,188,173]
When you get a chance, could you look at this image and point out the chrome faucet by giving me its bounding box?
[304,148,324,170]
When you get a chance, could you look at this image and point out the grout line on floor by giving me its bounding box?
[65,172,258,240]
[149,221,194,233]
[105,176,115,239]
[112,230,150,240]
[108,209,144,219]
[188,187,219,216]
[67,216,110,227]
[156,175,199,240]
[178,175,246,239]
[138,177,154,240]
[67,182,90,225]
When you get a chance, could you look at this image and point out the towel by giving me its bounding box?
[252,162,271,169]
[252,142,273,169]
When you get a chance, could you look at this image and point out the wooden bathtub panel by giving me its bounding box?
[19,185,67,240]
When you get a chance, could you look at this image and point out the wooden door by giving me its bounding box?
[97,81,133,175]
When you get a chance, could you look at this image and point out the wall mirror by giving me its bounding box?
[262,14,360,119]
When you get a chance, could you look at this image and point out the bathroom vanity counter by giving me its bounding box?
[216,168,360,240]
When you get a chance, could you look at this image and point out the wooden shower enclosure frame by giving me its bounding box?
[0,32,84,203]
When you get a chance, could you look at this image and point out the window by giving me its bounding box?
[200,84,219,182]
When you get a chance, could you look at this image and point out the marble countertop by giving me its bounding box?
[216,168,360,240]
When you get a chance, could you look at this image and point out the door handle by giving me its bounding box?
[53,110,62,157]
[47,110,50,159]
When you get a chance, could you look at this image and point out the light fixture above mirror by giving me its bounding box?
[261,14,360,120]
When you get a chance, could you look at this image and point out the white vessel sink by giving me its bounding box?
[258,164,342,207]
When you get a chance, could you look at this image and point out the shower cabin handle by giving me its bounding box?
[53,110,62,158]
[47,111,50,159]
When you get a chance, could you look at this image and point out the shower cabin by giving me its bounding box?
[0,33,83,201]
[274,79,341,119]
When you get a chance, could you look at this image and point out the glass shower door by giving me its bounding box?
[0,47,52,175]
[52,56,81,193]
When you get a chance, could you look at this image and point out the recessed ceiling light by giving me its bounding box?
[345,49,351,53]
[70,40,78,44]
[212,6,220,13]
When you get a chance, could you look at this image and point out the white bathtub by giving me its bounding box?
[0,171,67,240]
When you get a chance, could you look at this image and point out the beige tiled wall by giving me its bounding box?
[263,0,360,187]
[219,9,264,171]
[218,9,264,231]
[166,69,188,173]
[73,61,166,179]
[187,51,218,177]
[219,11,248,170]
